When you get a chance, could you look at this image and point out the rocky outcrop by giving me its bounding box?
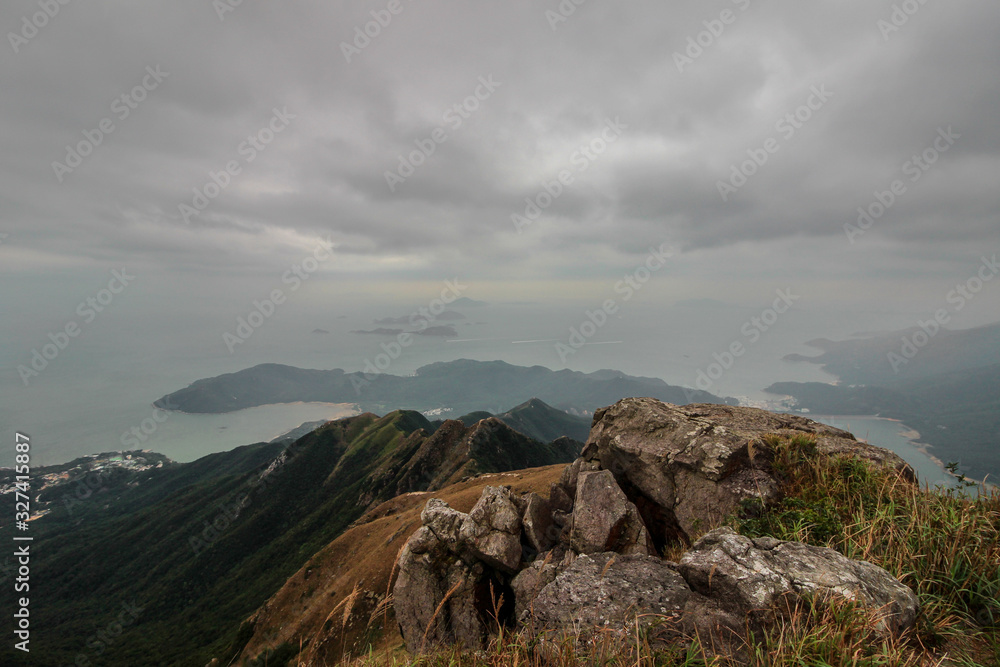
[458,486,522,573]
[521,492,556,555]
[579,398,914,547]
[393,399,919,658]
[510,548,575,620]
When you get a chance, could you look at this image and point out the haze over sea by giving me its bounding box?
[1,281,960,486]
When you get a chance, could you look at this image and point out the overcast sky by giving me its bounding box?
[2,0,999,319]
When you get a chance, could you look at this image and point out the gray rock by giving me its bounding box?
[570,471,629,553]
[395,400,921,657]
[617,502,656,556]
[570,470,654,556]
[458,486,523,573]
[421,498,466,545]
[679,594,748,661]
[395,488,523,654]
[557,458,599,498]
[394,526,486,653]
[679,527,920,636]
[548,483,574,513]
[522,492,557,557]
[511,549,575,621]
[529,552,691,633]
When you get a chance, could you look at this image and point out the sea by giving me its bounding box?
[0,286,956,486]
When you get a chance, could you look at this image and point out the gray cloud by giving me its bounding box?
[1,0,997,298]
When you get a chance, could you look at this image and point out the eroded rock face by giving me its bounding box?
[679,527,920,636]
[580,398,914,545]
[511,549,575,621]
[394,526,486,653]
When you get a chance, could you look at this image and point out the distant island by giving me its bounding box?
[352,325,458,337]
[351,328,405,336]
[450,297,488,307]
[373,310,465,325]
[155,359,733,419]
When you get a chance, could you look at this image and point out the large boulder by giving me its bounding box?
[526,551,748,658]
[394,525,486,653]
[579,398,914,545]
[678,527,920,636]
[521,492,557,557]
[510,548,576,621]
